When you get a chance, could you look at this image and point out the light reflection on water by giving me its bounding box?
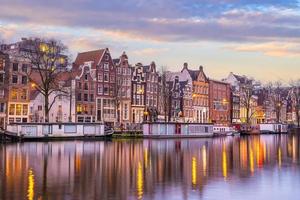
[0,135,300,200]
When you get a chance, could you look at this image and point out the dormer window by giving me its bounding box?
[105,55,109,61]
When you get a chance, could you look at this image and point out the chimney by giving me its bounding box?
[183,62,188,69]
[199,65,203,71]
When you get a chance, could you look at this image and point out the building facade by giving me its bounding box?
[0,52,9,128]
[183,64,209,123]
[7,56,31,124]
[114,52,132,128]
[131,63,146,124]
[209,79,231,125]
[74,49,116,126]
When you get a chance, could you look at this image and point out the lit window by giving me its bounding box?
[16,104,22,115]
[9,104,15,115]
[11,90,18,100]
[76,104,82,114]
[23,105,28,115]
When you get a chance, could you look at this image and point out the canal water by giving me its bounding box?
[1,135,300,200]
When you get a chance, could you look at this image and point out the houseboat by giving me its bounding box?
[5,122,113,140]
[143,122,214,138]
[213,126,238,136]
[259,123,288,134]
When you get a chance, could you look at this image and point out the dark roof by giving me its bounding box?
[187,69,200,81]
[142,65,150,72]
[233,74,252,84]
[74,49,105,68]
[113,58,120,65]
[30,89,40,100]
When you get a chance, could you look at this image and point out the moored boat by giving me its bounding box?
[143,122,214,138]
[259,123,288,134]
[213,126,235,137]
[5,122,112,140]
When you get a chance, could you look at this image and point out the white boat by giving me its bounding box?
[259,123,288,134]
[213,126,235,137]
[5,122,112,140]
[143,122,214,138]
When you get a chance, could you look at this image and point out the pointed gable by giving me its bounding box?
[74,49,105,68]
[196,66,208,82]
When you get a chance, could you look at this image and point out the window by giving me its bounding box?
[77,116,84,122]
[77,93,82,101]
[98,85,103,94]
[38,105,42,111]
[84,93,88,101]
[9,104,15,115]
[78,82,82,89]
[22,64,28,72]
[16,104,22,115]
[0,103,5,113]
[84,83,88,90]
[0,89,4,97]
[85,74,88,80]
[0,73,4,83]
[13,63,18,71]
[104,73,109,82]
[124,103,128,120]
[22,76,27,84]
[23,105,28,115]
[11,90,17,100]
[77,104,82,114]
[98,73,103,82]
[104,63,109,71]
[110,75,115,83]
[90,94,94,102]
[21,89,27,100]
[104,85,109,95]
[12,75,18,84]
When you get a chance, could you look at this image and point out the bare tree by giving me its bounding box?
[290,79,300,128]
[266,81,283,123]
[159,67,172,122]
[21,38,69,122]
[240,83,256,125]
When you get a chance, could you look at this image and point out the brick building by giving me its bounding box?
[0,51,9,128]
[143,62,159,122]
[209,79,231,125]
[114,52,132,128]
[131,63,146,124]
[182,64,209,123]
[74,49,116,126]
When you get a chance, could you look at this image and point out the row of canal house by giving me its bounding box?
[72,49,162,128]
[166,63,231,125]
[0,45,232,128]
[0,38,299,129]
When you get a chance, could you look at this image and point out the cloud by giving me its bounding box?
[131,48,169,56]
[226,42,300,57]
[0,0,299,43]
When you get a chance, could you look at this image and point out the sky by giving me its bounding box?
[0,0,300,83]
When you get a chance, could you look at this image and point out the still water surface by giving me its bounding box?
[1,135,300,200]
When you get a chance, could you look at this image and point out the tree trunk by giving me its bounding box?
[297,111,300,128]
[246,107,250,125]
[44,94,49,122]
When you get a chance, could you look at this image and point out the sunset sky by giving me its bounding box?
[0,0,299,83]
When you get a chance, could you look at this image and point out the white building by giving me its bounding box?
[29,81,76,123]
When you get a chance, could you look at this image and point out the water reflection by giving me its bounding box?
[0,135,300,200]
